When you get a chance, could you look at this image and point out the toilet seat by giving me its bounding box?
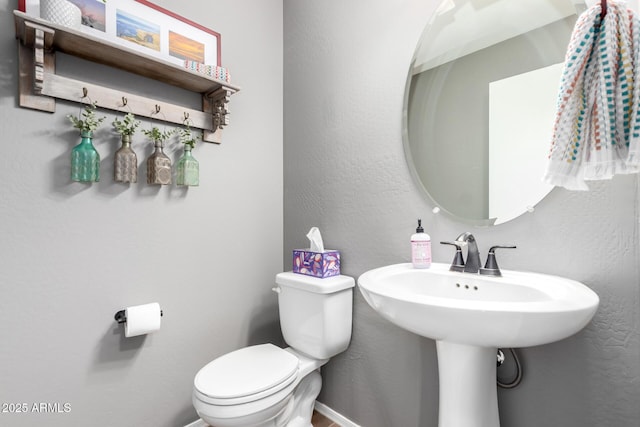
[194,344,299,406]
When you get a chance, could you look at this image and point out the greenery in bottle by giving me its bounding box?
[67,102,106,134]
[178,125,198,149]
[112,112,141,136]
[141,126,176,143]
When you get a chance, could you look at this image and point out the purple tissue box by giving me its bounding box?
[292,249,340,278]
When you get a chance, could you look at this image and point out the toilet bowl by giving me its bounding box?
[192,272,354,427]
[193,344,327,427]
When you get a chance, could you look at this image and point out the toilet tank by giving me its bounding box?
[275,272,354,360]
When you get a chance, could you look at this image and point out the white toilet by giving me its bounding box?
[192,272,355,427]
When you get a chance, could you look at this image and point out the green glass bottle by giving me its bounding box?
[176,145,199,186]
[71,130,100,182]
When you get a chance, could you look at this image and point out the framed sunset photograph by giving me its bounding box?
[169,31,205,62]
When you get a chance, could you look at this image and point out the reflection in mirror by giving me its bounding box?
[404,0,585,225]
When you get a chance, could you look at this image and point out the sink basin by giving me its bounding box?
[358,263,599,427]
[358,262,599,348]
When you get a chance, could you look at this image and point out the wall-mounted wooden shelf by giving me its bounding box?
[14,10,241,143]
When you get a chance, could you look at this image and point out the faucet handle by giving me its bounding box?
[440,241,465,272]
[480,245,516,277]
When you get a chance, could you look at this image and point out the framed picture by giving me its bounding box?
[19,0,221,67]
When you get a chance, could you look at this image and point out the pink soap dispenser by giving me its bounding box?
[411,219,431,269]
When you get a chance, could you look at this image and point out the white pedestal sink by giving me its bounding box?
[358,263,599,427]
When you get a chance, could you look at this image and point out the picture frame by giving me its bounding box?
[18,0,221,67]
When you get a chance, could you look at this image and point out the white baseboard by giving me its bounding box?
[314,401,361,427]
[184,401,359,427]
[184,419,208,427]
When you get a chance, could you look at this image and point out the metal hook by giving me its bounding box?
[154,104,161,114]
[82,87,88,98]
[117,96,133,114]
[183,112,194,127]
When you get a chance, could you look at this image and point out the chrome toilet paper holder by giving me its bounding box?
[114,308,164,324]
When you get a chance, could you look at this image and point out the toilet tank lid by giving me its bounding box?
[276,272,355,294]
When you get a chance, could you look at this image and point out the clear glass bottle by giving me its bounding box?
[114,134,138,183]
[176,145,199,186]
[71,130,100,182]
[146,139,171,185]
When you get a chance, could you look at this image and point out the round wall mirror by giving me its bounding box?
[403,0,584,225]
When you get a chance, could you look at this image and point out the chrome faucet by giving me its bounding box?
[442,232,516,275]
[455,232,481,274]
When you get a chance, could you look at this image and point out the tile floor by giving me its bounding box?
[312,410,340,427]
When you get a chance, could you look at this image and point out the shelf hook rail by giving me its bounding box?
[15,11,239,143]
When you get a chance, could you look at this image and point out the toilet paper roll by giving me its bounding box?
[124,303,162,338]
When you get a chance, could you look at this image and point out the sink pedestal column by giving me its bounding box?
[436,341,499,427]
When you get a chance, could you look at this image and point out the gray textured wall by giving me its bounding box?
[0,1,283,426]
[284,1,640,426]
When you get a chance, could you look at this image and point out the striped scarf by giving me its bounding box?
[544,0,640,190]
